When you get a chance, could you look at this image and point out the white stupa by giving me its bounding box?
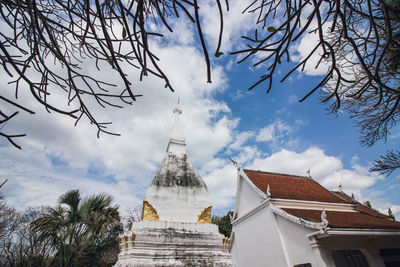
[115,102,234,266]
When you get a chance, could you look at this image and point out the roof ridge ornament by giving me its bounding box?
[266,184,271,198]
[338,183,343,192]
[230,158,240,170]
[351,193,357,204]
[306,169,313,179]
[320,209,329,231]
[388,208,395,219]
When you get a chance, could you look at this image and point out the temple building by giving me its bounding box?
[230,167,400,267]
[115,104,233,266]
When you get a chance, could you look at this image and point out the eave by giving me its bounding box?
[308,227,400,240]
[271,205,324,230]
[232,199,324,231]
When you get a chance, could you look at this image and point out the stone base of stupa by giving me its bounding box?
[114,221,235,266]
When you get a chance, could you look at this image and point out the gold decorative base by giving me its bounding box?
[197,206,212,224]
[141,200,160,221]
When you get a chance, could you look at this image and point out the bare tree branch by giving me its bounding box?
[370,150,400,176]
[0,0,225,148]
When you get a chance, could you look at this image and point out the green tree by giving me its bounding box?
[0,201,52,266]
[32,190,122,266]
[212,211,233,238]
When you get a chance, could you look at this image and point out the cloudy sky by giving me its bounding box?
[1,0,399,221]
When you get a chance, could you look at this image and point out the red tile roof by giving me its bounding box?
[244,169,347,203]
[282,208,400,229]
[243,169,400,229]
[332,191,393,220]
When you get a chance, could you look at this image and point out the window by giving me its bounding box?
[380,248,400,267]
[332,250,370,267]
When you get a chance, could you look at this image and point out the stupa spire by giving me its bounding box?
[167,99,186,155]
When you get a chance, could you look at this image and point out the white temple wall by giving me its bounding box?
[232,206,287,267]
[275,214,318,266]
[235,176,264,219]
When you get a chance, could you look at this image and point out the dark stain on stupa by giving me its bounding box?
[151,153,205,188]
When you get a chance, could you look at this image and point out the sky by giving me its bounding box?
[1,0,400,221]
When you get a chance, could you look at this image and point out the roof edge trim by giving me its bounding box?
[309,228,400,239]
[232,199,271,226]
[238,168,267,200]
[272,198,356,212]
[243,169,308,179]
[271,205,323,230]
[327,228,400,235]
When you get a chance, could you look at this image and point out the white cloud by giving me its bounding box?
[249,147,342,178]
[161,18,196,47]
[289,3,332,76]
[235,146,262,165]
[287,94,299,105]
[390,205,400,221]
[228,131,255,151]
[203,161,238,214]
[231,90,245,101]
[226,131,262,165]
[200,0,256,52]
[291,31,330,76]
[255,120,297,148]
[256,124,275,142]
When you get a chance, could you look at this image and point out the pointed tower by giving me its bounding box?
[115,102,233,266]
[143,103,212,223]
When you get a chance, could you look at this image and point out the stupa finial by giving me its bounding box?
[173,98,182,114]
[167,99,186,154]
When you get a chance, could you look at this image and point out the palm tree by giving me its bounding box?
[32,190,122,266]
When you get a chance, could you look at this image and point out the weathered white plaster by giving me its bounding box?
[131,220,219,233]
[144,104,211,223]
[144,152,211,223]
[115,215,234,266]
